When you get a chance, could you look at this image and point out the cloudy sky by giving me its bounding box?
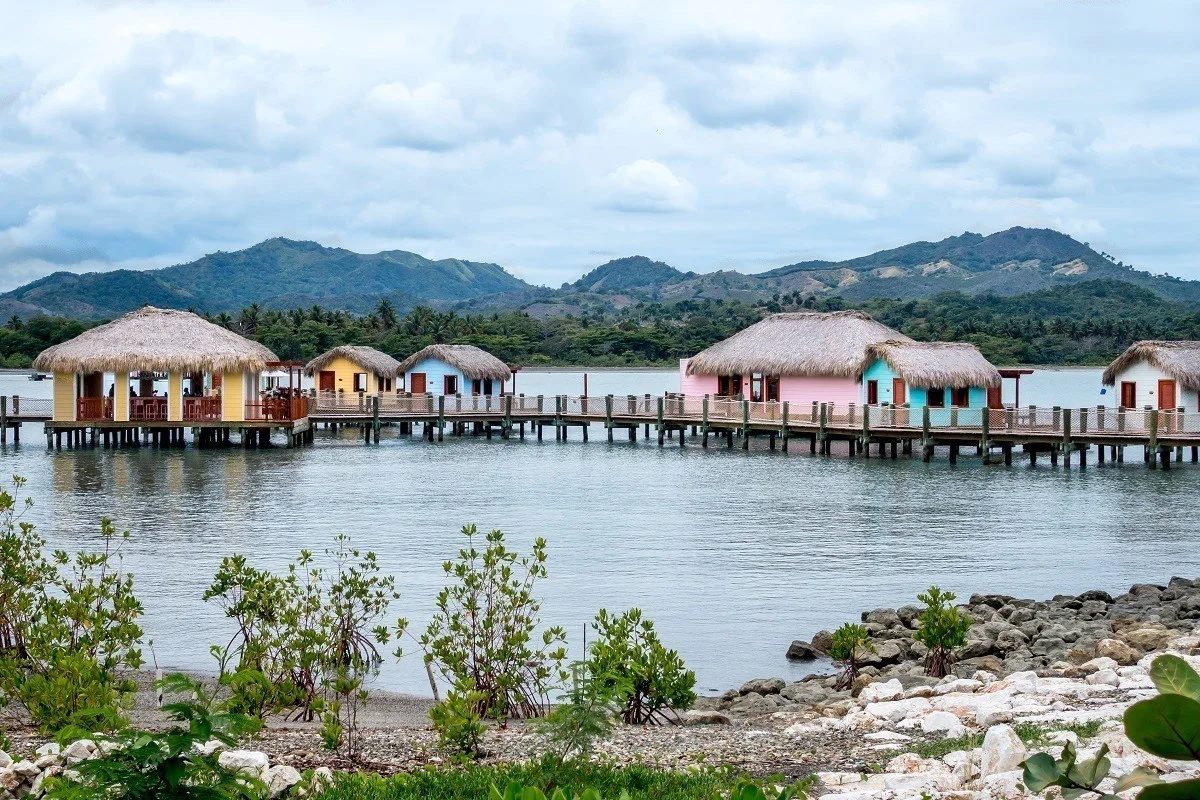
[2,0,1197,290]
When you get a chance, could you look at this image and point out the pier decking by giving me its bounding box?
[13,390,1200,469]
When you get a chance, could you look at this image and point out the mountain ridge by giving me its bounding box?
[4,227,1197,320]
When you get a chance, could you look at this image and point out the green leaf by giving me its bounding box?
[1022,753,1063,793]
[1113,766,1163,793]
[1125,694,1200,761]
[1151,655,1200,701]
[1139,778,1200,800]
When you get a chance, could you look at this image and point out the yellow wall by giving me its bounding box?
[53,372,76,421]
[221,371,245,422]
[168,372,183,422]
[113,372,129,422]
[312,355,390,393]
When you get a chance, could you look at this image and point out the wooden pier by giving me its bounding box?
[306,391,1200,470]
[8,389,1199,468]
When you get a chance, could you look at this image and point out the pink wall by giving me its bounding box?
[678,360,860,405]
[678,359,718,395]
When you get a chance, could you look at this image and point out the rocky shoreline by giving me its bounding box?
[2,576,1199,799]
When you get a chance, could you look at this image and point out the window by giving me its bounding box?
[378,376,392,392]
[353,372,367,392]
[927,387,946,408]
[483,379,494,395]
[444,375,458,394]
[750,373,763,402]
[951,387,970,407]
[472,379,482,395]
[717,375,740,397]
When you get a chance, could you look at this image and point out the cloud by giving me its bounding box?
[0,0,1196,291]
[598,160,697,213]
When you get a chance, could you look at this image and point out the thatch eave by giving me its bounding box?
[396,344,512,381]
[1102,341,1200,391]
[863,340,1001,389]
[305,346,402,377]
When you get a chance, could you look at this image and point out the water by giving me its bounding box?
[3,367,1197,696]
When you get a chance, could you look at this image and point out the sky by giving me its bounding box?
[1,0,1198,291]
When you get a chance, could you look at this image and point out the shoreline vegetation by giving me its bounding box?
[2,280,1198,372]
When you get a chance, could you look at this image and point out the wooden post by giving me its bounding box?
[438,394,445,441]
[504,394,513,439]
[818,402,827,452]
[1118,405,1126,433]
[606,395,613,441]
[1079,406,1088,434]
[1148,409,1159,469]
[0,396,6,444]
[702,395,709,448]
[861,403,870,458]
[922,406,932,462]
[980,405,990,463]
[742,400,750,450]
[811,400,818,423]
[781,401,789,453]
[1061,408,1072,468]
[656,397,665,446]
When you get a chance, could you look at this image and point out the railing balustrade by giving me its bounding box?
[183,396,221,421]
[76,397,113,421]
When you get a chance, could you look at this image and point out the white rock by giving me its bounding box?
[818,772,868,787]
[885,753,948,773]
[1047,730,1079,747]
[0,768,21,792]
[976,702,1014,727]
[1080,656,1120,672]
[217,750,270,777]
[1087,668,1120,687]
[922,709,968,737]
[936,678,984,695]
[944,749,978,785]
[35,743,60,758]
[1003,670,1041,694]
[974,670,1000,684]
[979,769,1026,799]
[858,679,904,703]
[61,739,97,764]
[307,766,335,794]
[12,759,40,779]
[980,724,1028,777]
[265,764,302,798]
[1119,675,1155,690]
[864,730,912,741]
[195,739,229,757]
[0,752,10,769]
[864,697,931,723]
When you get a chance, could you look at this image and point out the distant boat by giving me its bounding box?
[27,372,46,381]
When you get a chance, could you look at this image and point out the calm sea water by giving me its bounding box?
[2,367,1197,695]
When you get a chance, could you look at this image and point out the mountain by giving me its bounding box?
[6,226,1199,322]
[1,238,530,319]
[468,227,1200,318]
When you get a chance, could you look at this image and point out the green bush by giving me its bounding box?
[534,660,626,785]
[913,586,969,678]
[827,623,872,690]
[429,679,488,762]
[204,534,402,758]
[43,673,262,800]
[418,525,567,720]
[588,608,695,724]
[0,479,144,732]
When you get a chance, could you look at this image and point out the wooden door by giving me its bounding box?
[866,380,878,405]
[986,386,1001,409]
[1120,381,1136,408]
[765,376,780,402]
[410,373,427,394]
[1158,379,1176,410]
[319,371,335,391]
[893,379,907,406]
[444,375,458,395]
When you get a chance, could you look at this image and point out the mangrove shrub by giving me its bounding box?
[827,623,872,691]
[913,586,970,678]
[588,608,695,725]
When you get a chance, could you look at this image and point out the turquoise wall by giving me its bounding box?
[404,357,502,396]
[860,358,988,408]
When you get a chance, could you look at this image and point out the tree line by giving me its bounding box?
[2,278,1197,369]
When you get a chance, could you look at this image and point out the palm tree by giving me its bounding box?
[215,312,235,329]
[375,299,398,331]
[238,302,262,335]
[5,315,22,331]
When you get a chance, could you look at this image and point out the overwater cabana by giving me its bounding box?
[859,340,1002,409]
[33,307,310,447]
[306,345,400,395]
[397,344,512,396]
[1102,341,1200,411]
[680,310,909,404]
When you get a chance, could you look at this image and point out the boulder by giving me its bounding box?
[1086,668,1121,687]
[0,768,21,793]
[679,709,731,725]
[922,710,968,737]
[1077,589,1114,604]
[62,739,97,765]
[864,697,931,723]
[858,679,904,703]
[1081,655,1121,672]
[811,629,834,653]
[12,760,39,779]
[264,764,302,798]
[217,750,270,777]
[780,682,831,705]
[785,640,821,660]
[994,628,1030,654]
[1119,627,1176,652]
[0,752,10,770]
[730,692,775,715]
[981,724,1027,777]
[863,608,902,627]
[739,677,785,695]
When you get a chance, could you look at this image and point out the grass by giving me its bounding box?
[910,719,1109,761]
[313,763,755,800]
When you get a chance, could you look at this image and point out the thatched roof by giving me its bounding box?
[1102,341,1200,390]
[396,344,512,381]
[686,311,910,377]
[305,345,402,377]
[863,340,1001,389]
[32,307,276,374]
